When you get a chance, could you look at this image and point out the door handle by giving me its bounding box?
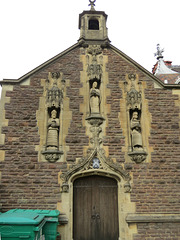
[91,214,100,220]
[96,214,100,219]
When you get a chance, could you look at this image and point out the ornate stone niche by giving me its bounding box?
[86,45,104,121]
[125,74,147,163]
[41,72,64,162]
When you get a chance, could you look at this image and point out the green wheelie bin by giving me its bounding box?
[0,211,46,240]
[4,209,60,240]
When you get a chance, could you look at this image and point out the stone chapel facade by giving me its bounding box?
[0,2,180,240]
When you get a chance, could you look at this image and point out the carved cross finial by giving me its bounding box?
[154,44,164,59]
[89,0,96,11]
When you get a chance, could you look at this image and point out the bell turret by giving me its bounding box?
[78,0,110,46]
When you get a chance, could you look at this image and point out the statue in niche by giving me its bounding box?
[130,111,143,151]
[90,81,101,115]
[47,109,60,150]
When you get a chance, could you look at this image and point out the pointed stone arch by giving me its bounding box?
[58,149,136,240]
[60,148,131,193]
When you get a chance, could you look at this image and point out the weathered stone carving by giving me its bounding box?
[61,183,69,193]
[87,62,102,80]
[89,81,101,115]
[42,72,63,162]
[128,151,147,164]
[127,88,142,110]
[130,111,143,151]
[90,125,102,148]
[124,182,131,193]
[125,74,147,163]
[87,45,102,81]
[47,109,59,150]
[42,151,63,163]
[46,72,63,109]
[87,45,102,57]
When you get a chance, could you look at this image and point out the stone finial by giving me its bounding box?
[89,0,96,11]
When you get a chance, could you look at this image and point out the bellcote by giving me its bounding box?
[78,1,110,46]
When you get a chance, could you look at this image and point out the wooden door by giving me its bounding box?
[73,175,119,240]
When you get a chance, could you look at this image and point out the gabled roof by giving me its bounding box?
[1,42,180,89]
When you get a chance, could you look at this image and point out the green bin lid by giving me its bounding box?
[6,209,60,218]
[0,212,44,225]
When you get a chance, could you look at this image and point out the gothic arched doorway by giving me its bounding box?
[73,175,119,240]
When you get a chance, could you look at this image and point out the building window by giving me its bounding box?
[89,19,99,30]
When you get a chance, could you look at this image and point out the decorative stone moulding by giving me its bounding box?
[125,74,147,163]
[87,45,103,81]
[86,115,105,125]
[42,150,63,163]
[128,151,148,164]
[60,148,131,193]
[46,72,63,109]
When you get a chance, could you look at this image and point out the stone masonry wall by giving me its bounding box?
[0,47,89,211]
[0,45,179,239]
[105,48,180,214]
[134,223,180,240]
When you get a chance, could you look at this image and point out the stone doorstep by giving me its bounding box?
[126,213,180,223]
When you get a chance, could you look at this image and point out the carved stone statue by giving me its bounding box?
[130,111,143,151]
[90,81,100,115]
[47,109,60,150]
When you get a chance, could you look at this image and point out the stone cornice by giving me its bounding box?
[126,213,180,223]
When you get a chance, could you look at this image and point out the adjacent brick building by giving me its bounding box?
[0,2,180,239]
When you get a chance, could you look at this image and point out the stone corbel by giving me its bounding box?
[42,150,63,163]
[128,151,147,164]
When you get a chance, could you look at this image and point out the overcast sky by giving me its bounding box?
[0,0,180,97]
